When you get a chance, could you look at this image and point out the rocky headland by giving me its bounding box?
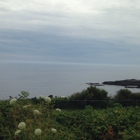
[86,82,104,86]
[102,79,140,88]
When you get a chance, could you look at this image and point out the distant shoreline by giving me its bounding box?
[103,79,140,88]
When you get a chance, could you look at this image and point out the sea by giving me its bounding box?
[1,62,140,100]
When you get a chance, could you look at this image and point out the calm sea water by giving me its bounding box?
[1,62,140,100]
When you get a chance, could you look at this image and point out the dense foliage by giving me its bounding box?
[1,87,140,139]
[0,98,76,140]
[69,86,109,100]
[68,86,140,101]
[114,89,132,100]
[114,89,140,100]
[54,87,140,109]
[1,97,140,140]
[56,104,140,140]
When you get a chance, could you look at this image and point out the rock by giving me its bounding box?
[86,83,104,86]
[103,79,140,88]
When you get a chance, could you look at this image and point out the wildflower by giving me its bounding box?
[23,105,28,109]
[18,122,26,130]
[34,128,42,136]
[55,108,61,112]
[37,95,44,99]
[33,110,41,115]
[23,104,31,109]
[44,96,51,103]
[10,98,17,105]
[15,130,21,136]
[51,128,57,133]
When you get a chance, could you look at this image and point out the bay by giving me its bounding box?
[1,62,140,100]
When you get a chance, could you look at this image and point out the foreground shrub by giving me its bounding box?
[0,98,76,140]
[1,97,140,140]
[56,105,140,140]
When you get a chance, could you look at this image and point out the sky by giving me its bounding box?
[0,0,140,65]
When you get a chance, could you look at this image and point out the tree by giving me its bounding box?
[114,89,132,100]
[69,86,108,100]
[18,91,30,99]
[131,92,140,100]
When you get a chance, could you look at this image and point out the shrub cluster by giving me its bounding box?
[69,86,140,101]
[114,89,140,100]
[0,96,75,140]
[54,86,140,109]
[69,86,109,100]
[56,104,140,140]
[1,94,140,139]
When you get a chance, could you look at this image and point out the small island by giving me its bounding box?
[103,79,140,88]
[86,82,104,86]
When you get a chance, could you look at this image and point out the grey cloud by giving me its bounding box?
[0,28,139,64]
[0,0,140,65]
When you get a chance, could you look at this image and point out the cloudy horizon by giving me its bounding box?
[0,0,140,65]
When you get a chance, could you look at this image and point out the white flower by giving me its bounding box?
[23,105,28,109]
[44,97,51,103]
[33,110,41,115]
[18,122,26,130]
[10,98,17,105]
[51,128,57,133]
[15,130,21,136]
[55,108,61,112]
[23,104,31,109]
[34,128,42,136]
[37,95,44,99]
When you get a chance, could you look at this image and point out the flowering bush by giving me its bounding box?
[37,95,44,99]
[18,122,26,130]
[2,92,140,140]
[51,128,57,133]
[23,104,31,109]
[0,95,75,139]
[10,98,17,105]
[34,128,42,136]
[44,96,51,103]
[55,108,61,112]
[33,109,41,115]
[15,130,21,136]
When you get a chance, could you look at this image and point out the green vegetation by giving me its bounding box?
[1,87,140,139]
[1,98,140,140]
[69,86,140,101]
[55,87,140,109]
[69,86,109,100]
[56,105,140,140]
[114,89,140,100]
[18,91,30,99]
[0,97,75,140]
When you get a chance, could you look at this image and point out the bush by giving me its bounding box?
[56,104,140,140]
[114,89,132,100]
[131,92,140,100]
[69,86,109,100]
[1,98,140,140]
[0,98,76,140]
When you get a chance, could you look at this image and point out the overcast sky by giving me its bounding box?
[0,0,140,65]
